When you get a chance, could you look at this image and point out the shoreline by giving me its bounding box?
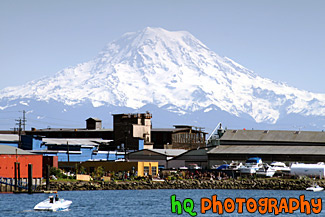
[37,178,325,191]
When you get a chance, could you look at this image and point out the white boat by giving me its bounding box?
[256,164,276,177]
[228,161,243,170]
[34,196,72,211]
[306,184,324,192]
[239,157,263,174]
[290,162,325,178]
[270,162,291,173]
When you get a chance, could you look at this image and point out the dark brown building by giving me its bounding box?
[152,125,207,150]
[113,112,152,150]
[86,118,102,130]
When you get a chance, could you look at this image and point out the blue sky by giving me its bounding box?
[1,0,324,93]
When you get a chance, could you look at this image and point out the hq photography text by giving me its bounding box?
[170,194,322,216]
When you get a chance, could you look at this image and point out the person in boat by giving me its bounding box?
[55,193,59,201]
[49,196,54,203]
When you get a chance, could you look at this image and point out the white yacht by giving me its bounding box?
[239,157,263,174]
[228,161,243,170]
[256,164,276,177]
[270,162,291,173]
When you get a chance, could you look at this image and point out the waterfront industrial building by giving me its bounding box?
[128,149,187,169]
[207,129,325,167]
[4,111,325,176]
[79,161,159,177]
[152,125,207,150]
[0,145,43,179]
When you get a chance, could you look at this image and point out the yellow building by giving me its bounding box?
[81,161,159,177]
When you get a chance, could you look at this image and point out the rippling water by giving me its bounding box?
[1,189,325,216]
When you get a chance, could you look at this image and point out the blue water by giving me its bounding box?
[1,189,325,216]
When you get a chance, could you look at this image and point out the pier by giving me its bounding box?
[0,177,42,193]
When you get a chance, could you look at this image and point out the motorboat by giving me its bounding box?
[306,184,324,192]
[256,164,276,177]
[239,157,263,174]
[34,196,72,211]
[228,161,243,170]
[270,162,291,174]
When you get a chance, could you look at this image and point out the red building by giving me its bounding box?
[0,145,43,178]
[42,156,58,177]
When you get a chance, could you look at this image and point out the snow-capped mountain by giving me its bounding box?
[1,27,325,130]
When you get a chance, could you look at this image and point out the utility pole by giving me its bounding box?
[15,119,22,148]
[22,110,26,132]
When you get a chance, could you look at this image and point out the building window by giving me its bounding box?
[144,166,149,176]
[152,166,157,176]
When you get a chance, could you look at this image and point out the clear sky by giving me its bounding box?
[1,0,324,93]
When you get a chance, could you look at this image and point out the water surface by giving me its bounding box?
[1,189,324,216]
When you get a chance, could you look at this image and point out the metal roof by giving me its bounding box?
[151,128,175,132]
[220,130,325,143]
[208,145,325,155]
[130,149,187,157]
[147,149,187,156]
[0,134,19,142]
[30,150,82,154]
[151,128,207,134]
[86,117,102,121]
[169,147,214,161]
[0,145,35,155]
[43,138,111,146]
[28,128,113,132]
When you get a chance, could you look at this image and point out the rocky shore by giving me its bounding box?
[38,178,325,191]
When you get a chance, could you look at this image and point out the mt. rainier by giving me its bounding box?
[1,27,325,130]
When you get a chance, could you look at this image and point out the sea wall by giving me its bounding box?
[38,178,325,191]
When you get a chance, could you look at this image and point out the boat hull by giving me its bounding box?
[306,187,324,192]
[34,199,72,211]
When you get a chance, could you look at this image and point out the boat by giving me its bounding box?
[306,184,324,192]
[216,164,230,170]
[239,157,263,174]
[34,195,72,211]
[269,162,291,174]
[290,162,325,178]
[228,161,243,170]
[256,164,276,177]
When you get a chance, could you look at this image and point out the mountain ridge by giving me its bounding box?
[1,27,325,130]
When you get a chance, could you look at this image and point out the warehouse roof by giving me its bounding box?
[148,149,187,156]
[0,134,19,142]
[129,149,187,157]
[43,138,112,147]
[208,145,325,155]
[0,145,34,155]
[220,130,325,143]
